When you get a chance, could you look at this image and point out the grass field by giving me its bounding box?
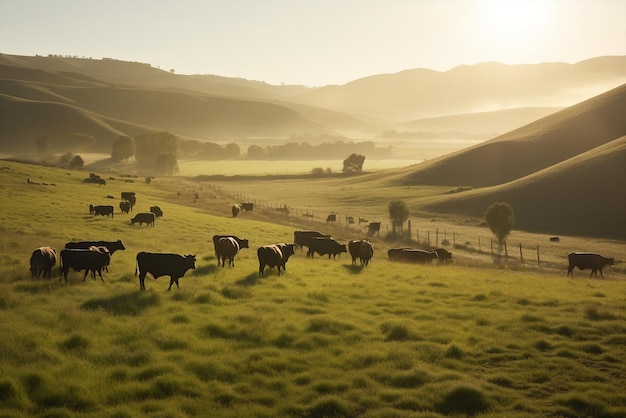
[0,160,624,417]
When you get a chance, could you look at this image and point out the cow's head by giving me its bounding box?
[185,255,196,269]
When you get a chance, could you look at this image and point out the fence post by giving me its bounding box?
[427,230,430,247]
[478,236,481,253]
[504,241,508,258]
[537,246,541,266]
[453,231,456,248]
[436,228,439,246]
[519,243,523,263]
[408,220,412,240]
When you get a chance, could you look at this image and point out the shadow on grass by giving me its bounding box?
[192,264,217,276]
[235,273,260,286]
[81,291,160,316]
[342,264,364,274]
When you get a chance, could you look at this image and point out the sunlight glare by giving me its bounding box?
[478,0,553,42]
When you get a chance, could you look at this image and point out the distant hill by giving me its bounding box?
[420,136,626,239]
[399,83,626,187]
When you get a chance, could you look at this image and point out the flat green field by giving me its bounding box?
[0,160,624,417]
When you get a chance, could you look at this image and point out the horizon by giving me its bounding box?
[1,0,625,87]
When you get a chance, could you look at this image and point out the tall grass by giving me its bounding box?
[0,160,624,417]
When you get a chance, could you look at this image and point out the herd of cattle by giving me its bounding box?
[28,227,616,290]
[89,191,163,227]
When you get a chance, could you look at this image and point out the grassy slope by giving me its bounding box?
[0,160,625,417]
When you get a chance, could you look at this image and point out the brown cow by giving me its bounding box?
[216,237,240,267]
[30,246,57,279]
[567,252,614,278]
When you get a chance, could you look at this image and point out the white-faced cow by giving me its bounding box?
[136,252,196,290]
[349,239,374,266]
[130,212,155,227]
[60,248,110,281]
[216,237,240,267]
[567,252,614,278]
[30,246,57,279]
[258,243,296,276]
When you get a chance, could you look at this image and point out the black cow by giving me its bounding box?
[131,212,155,227]
[30,246,57,279]
[567,252,614,278]
[366,222,381,237]
[150,206,163,218]
[348,240,374,266]
[240,203,254,211]
[89,246,111,273]
[388,248,438,264]
[294,230,330,251]
[326,214,337,223]
[65,240,126,255]
[258,243,296,276]
[60,248,110,281]
[92,205,114,218]
[306,237,347,259]
[434,248,453,264]
[216,237,240,267]
[121,192,136,211]
[119,201,131,214]
[135,252,196,290]
[231,204,241,218]
[212,235,249,256]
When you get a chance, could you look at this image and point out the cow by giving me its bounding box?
[130,212,155,227]
[135,252,196,290]
[240,203,254,211]
[65,240,126,255]
[89,246,111,273]
[366,222,381,237]
[388,248,438,264]
[89,204,95,215]
[216,237,240,267]
[294,230,331,251]
[231,204,241,218]
[306,237,347,259]
[29,246,57,279]
[326,214,337,223]
[434,248,453,264]
[212,235,249,257]
[258,243,296,277]
[59,248,110,281]
[121,192,136,211]
[150,205,163,218]
[119,200,131,214]
[92,205,114,218]
[387,248,411,261]
[567,252,614,278]
[349,239,374,266]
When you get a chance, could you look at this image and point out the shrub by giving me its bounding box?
[435,385,490,416]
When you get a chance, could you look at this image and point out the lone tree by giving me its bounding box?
[342,153,366,172]
[388,200,410,235]
[111,136,135,161]
[484,202,515,250]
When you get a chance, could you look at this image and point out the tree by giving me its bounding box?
[246,144,266,159]
[343,153,366,172]
[225,143,240,158]
[35,136,51,155]
[66,133,96,151]
[484,202,515,250]
[155,152,179,176]
[388,200,410,235]
[111,136,135,161]
[69,155,84,169]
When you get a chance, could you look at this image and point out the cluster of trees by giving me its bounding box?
[178,139,240,160]
[112,132,180,175]
[246,140,389,160]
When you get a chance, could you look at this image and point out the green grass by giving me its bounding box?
[0,160,625,417]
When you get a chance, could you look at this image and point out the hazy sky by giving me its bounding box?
[1,0,625,86]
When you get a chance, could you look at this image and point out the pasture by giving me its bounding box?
[0,160,625,417]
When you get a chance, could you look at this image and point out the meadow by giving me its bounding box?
[0,160,624,418]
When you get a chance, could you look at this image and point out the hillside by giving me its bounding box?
[419,136,626,239]
[399,83,626,187]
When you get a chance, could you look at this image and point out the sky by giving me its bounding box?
[1,0,625,87]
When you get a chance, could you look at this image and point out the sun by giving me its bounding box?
[477,0,553,43]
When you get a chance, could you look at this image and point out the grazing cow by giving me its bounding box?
[212,235,249,257]
[241,203,254,211]
[231,204,241,218]
[216,237,240,267]
[326,214,337,223]
[135,252,196,290]
[65,240,126,255]
[150,205,163,218]
[29,246,57,279]
[550,237,560,242]
[258,243,296,276]
[388,248,438,264]
[294,230,331,251]
[93,205,114,218]
[306,237,347,259]
[119,200,131,214]
[121,192,136,211]
[349,239,374,266]
[434,248,453,264]
[59,248,110,281]
[89,204,95,215]
[567,252,614,278]
[366,222,381,237]
[130,212,155,227]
